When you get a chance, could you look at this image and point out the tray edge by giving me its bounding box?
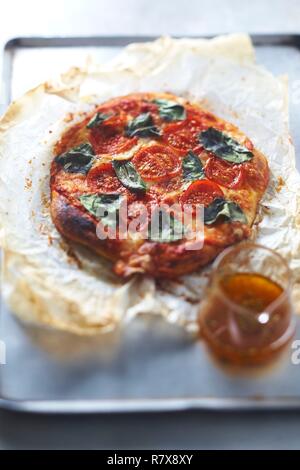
[2,32,300,415]
[2,396,300,414]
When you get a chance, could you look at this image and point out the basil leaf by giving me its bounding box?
[55,143,95,174]
[79,193,121,228]
[148,210,185,243]
[87,112,111,129]
[199,128,253,164]
[112,160,146,193]
[125,112,161,138]
[182,151,205,182]
[153,99,186,122]
[204,198,247,225]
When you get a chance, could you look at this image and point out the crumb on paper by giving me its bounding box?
[47,234,54,246]
[64,112,74,123]
[25,178,32,190]
[276,176,285,192]
[58,239,82,268]
[38,223,50,236]
[41,191,50,209]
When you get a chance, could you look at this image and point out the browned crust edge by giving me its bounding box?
[51,190,117,264]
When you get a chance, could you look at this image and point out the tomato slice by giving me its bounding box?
[163,117,203,152]
[162,107,214,152]
[132,144,181,182]
[205,157,245,190]
[90,129,138,155]
[89,112,137,155]
[87,162,122,193]
[181,180,224,208]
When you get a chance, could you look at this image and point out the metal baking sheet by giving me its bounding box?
[1,34,300,414]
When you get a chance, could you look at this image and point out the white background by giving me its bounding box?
[1,0,300,450]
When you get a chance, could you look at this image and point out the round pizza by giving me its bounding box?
[50,92,269,278]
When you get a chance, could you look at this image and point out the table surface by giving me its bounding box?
[1,0,300,450]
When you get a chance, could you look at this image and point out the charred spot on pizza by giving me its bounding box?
[51,191,96,239]
[50,92,269,278]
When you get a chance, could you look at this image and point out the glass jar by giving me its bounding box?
[199,243,295,365]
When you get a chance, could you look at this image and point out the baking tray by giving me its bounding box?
[1,34,300,414]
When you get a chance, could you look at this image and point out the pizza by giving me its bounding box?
[1,34,300,335]
[50,92,269,278]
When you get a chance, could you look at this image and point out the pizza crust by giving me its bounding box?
[1,34,300,335]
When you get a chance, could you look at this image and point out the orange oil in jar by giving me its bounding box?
[200,272,294,366]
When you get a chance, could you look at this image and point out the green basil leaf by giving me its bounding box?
[55,143,95,174]
[204,198,247,225]
[182,151,205,181]
[153,99,186,122]
[199,127,253,164]
[79,193,121,228]
[148,210,185,243]
[87,112,112,129]
[112,160,146,193]
[125,112,161,138]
